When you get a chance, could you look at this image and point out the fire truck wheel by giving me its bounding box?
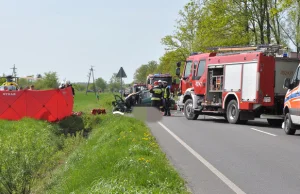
[226,99,241,124]
[224,114,227,121]
[184,99,199,120]
[283,113,296,135]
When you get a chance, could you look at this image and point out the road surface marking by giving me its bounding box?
[157,122,246,194]
[250,128,277,136]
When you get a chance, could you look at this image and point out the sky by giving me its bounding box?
[0,0,189,84]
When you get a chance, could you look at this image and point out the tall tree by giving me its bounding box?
[34,72,59,89]
[133,64,149,83]
[156,50,186,77]
[108,73,121,92]
[95,77,107,91]
[146,60,158,75]
[194,0,251,51]
[280,0,300,53]
[161,0,202,56]
[18,78,29,87]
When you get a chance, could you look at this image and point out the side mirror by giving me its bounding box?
[176,62,181,67]
[176,67,180,77]
[283,78,291,89]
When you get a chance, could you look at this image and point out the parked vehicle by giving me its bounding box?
[176,45,299,126]
[146,73,179,95]
[282,62,300,134]
[136,89,177,110]
[112,89,177,114]
[130,83,147,93]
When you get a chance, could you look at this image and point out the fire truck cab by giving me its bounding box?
[176,45,300,126]
[146,73,178,94]
[130,83,147,93]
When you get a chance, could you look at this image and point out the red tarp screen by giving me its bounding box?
[0,87,74,122]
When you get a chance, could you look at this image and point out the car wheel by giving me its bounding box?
[283,113,296,135]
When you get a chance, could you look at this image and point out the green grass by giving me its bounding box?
[40,115,189,193]
[0,118,70,193]
[73,92,114,112]
[0,92,190,194]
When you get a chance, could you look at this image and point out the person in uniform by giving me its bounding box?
[162,81,171,116]
[149,81,163,111]
[157,80,164,110]
[65,80,75,97]
[158,80,163,88]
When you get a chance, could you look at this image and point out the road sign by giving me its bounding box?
[116,67,127,96]
[116,67,127,78]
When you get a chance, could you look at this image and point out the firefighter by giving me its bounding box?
[149,81,163,111]
[162,81,171,116]
[158,80,164,110]
[158,80,163,88]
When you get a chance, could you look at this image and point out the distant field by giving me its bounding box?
[73,91,114,112]
[0,92,189,193]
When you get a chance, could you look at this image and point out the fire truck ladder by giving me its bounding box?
[207,44,286,56]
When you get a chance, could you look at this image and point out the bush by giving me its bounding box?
[0,118,64,194]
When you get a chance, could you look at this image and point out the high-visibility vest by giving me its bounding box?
[151,87,162,101]
[163,87,170,99]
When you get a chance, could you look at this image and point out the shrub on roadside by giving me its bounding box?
[0,118,64,194]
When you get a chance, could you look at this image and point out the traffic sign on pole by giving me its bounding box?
[116,67,127,78]
[116,67,127,96]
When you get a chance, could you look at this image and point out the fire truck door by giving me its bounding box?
[182,61,193,92]
[288,66,300,124]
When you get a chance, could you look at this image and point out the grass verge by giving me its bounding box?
[1,92,190,193]
[39,114,189,193]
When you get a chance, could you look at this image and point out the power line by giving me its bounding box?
[11,64,17,77]
[86,66,97,96]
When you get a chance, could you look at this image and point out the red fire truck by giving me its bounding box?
[146,73,179,94]
[176,45,300,126]
[130,83,147,93]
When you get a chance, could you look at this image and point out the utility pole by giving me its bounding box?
[11,64,17,82]
[86,66,97,96]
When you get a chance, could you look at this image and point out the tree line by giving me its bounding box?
[133,0,300,83]
[0,71,130,93]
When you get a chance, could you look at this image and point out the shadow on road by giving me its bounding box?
[196,117,284,130]
[170,111,300,136]
[197,118,228,124]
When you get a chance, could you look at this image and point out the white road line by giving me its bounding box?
[250,128,277,137]
[157,121,246,194]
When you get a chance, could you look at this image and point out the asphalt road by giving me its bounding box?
[147,111,300,194]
